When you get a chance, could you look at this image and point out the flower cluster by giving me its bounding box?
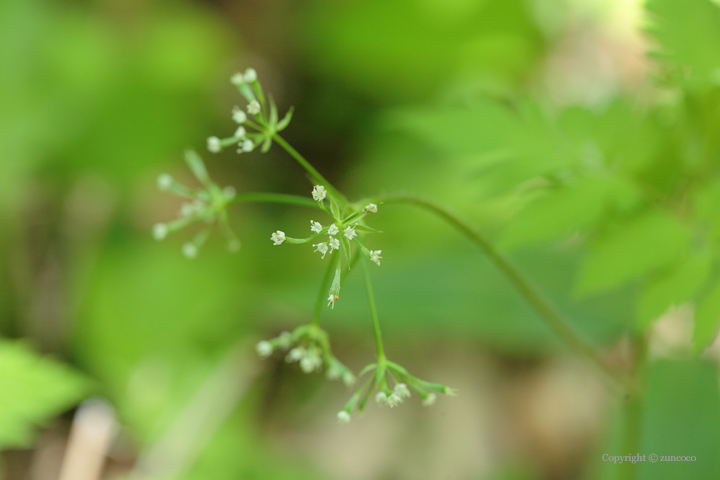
[207,68,293,156]
[336,360,455,423]
[153,150,239,257]
[269,185,382,309]
[256,325,355,386]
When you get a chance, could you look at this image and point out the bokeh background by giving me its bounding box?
[2,0,720,479]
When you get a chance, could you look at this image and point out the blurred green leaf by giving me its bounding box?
[636,252,712,330]
[693,279,720,351]
[0,341,88,448]
[576,211,689,296]
[647,0,720,83]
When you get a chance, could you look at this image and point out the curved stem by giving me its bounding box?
[362,258,386,362]
[229,192,318,208]
[272,134,348,205]
[372,193,623,387]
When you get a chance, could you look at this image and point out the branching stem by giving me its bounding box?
[362,258,386,362]
[371,193,624,388]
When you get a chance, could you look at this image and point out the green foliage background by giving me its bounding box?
[1,0,719,479]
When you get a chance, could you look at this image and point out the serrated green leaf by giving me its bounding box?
[636,252,713,330]
[576,211,689,296]
[0,342,89,448]
[693,279,720,351]
[647,0,720,82]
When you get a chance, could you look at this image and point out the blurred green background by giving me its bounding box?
[1,0,720,479]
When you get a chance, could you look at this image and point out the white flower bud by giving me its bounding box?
[256,341,273,357]
[375,392,388,404]
[394,383,410,399]
[243,68,257,83]
[300,356,316,373]
[234,126,246,138]
[337,411,351,423]
[328,237,340,253]
[157,174,173,191]
[363,203,378,213]
[369,250,382,266]
[312,185,327,201]
[328,224,339,236]
[153,224,168,241]
[342,372,356,387]
[241,139,254,152]
[310,220,323,233]
[223,186,236,199]
[230,72,244,85]
[387,393,402,408]
[232,106,247,124]
[422,393,437,407]
[247,100,261,115]
[271,230,286,245]
[207,136,222,153]
[182,242,197,259]
[286,347,304,362]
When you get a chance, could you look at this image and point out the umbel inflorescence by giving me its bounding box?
[154,68,455,422]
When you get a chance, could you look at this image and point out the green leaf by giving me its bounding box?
[276,106,294,132]
[576,211,689,296]
[330,197,341,220]
[636,252,713,330]
[353,224,382,234]
[0,342,89,448]
[693,279,720,351]
[184,150,210,186]
[647,0,720,82]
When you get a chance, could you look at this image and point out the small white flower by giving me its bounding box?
[271,230,286,245]
[207,136,222,153]
[234,126,246,138]
[247,100,261,115]
[180,203,195,217]
[286,347,304,362]
[422,393,437,407]
[153,224,168,241]
[157,173,173,191]
[327,293,338,309]
[243,68,257,83]
[230,72,244,85]
[241,139,254,152]
[363,203,378,213]
[394,383,411,399]
[327,224,339,236]
[337,411,351,423]
[387,393,402,408]
[343,225,357,241]
[223,186,236,199]
[375,392,388,405]
[182,242,198,259]
[342,372,356,387]
[232,106,247,124]
[328,237,340,253]
[300,356,316,373]
[256,341,273,357]
[310,220,323,233]
[277,331,292,349]
[313,242,329,259]
[312,185,327,202]
[369,250,382,266]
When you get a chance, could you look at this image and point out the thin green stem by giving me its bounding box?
[362,258,386,361]
[229,192,318,208]
[312,255,339,326]
[372,193,623,388]
[272,134,348,205]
